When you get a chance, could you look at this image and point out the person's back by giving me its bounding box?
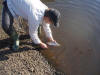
[7,0,48,20]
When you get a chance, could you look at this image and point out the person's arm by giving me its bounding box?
[43,23,60,46]
[28,14,48,49]
[29,26,48,48]
[43,23,54,42]
[29,27,41,44]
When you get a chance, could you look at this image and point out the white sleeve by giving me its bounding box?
[43,23,53,39]
[29,26,41,44]
[28,14,42,44]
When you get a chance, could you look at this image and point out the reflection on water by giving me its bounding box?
[42,0,100,75]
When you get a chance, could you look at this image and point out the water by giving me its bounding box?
[0,0,100,75]
[41,0,100,75]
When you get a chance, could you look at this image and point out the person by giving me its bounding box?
[1,0,60,51]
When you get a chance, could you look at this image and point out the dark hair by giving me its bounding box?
[44,8,60,27]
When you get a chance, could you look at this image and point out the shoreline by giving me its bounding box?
[0,26,65,75]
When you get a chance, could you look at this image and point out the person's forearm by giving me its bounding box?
[29,29,42,44]
[32,34,42,44]
[47,37,54,42]
[43,23,54,41]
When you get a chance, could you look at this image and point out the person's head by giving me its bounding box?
[44,8,60,27]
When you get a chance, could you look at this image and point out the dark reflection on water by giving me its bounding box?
[42,0,100,75]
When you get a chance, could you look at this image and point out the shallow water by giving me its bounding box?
[41,0,100,75]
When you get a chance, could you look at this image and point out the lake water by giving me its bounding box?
[0,0,100,75]
[41,0,100,75]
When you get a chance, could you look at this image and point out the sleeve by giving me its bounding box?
[28,13,42,44]
[43,23,53,39]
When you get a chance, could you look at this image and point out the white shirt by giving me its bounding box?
[7,0,53,44]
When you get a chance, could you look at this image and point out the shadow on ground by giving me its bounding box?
[0,34,66,75]
[0,34,43,61]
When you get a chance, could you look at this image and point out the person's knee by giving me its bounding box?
[2,20,8,33]
[1,1,14,36]
[2,18,13,36]
[2,13,13,35]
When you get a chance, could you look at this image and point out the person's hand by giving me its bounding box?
[47,38,55,42]
[39,42,48,49]
[47,38,60,46]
